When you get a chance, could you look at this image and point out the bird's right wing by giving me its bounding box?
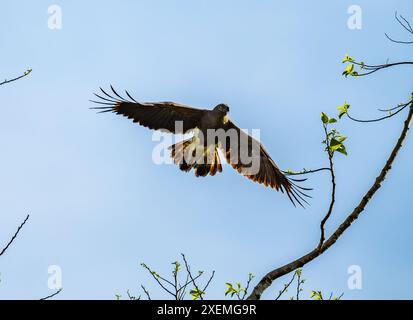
[91,86,206,133]
[218,120,311,207]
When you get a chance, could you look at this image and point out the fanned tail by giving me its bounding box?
[169,140,222,177]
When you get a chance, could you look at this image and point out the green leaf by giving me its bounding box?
[172,261,181,272]
[336,145,348,156]
[342,64,354,77]
[329,118,338,123]
[337,102,350,119]
[225,283,233,296]
[329,138,342,151]
[341,54,354,63]
[321,112,329,124]
[190,288,205,300]
[310,290,323,300]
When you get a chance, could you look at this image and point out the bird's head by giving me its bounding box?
[214,103,230,114]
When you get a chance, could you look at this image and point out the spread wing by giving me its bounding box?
[218,120,311,207]
[91,86,205,133]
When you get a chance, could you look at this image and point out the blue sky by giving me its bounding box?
[0,0,412,299]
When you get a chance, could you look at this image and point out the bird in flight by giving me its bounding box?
[91,86,310,206]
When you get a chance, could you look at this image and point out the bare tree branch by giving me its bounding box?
[283,167,332,176]
[141,263,176,298]
[384,33,413,44]
[346,100,411,123]
[141,285,151,300]
[181,253,205,300]
[274,271,297,300]
[241,273,254,300]
[318,125,336,248]
[202,270,216,294]
[140,255,212,300]
[351,60,413,77]
[40,288,62,300]
[385,12,413,44]
[295,270,303,300]
[126,289,140,300]
[0,214,30,257]
[248,103,413,300]
[0,69,32,86]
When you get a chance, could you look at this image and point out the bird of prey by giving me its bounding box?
[91,86,310,206]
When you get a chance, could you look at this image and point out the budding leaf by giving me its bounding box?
[342,54,354,63]
[321,112,329,124]
[190,288,205,300]
[225,283,233,296]
[329,138,342,151]
[336,145,348,156]
[342,64,354,77]
[337,136,347,143]
[338,102,350,119]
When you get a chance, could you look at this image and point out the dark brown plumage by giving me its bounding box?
[91,86,310,207]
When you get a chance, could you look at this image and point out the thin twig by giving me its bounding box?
[173,262,179,300]
[384,33,413,44]
[177,273,190,300]
[385,11,413,43]
[283,167,331,176]
[351,60,413,70]
[346,104,410,123]
[241,273,254,300]
[0,69,32,86]
[126,289,140,300]
[351,61,413,77]
[181,253,204,300]
[0,214,30,257]
[275,271,297,300]
[141,285,151,300]
[40,288,62,300]
[318,125,336,248]
[176,271,204,298]
[399,13,413,33]
[378,102,410,113]
[336,292,344,300]
[203,271,216,294]
[295,270,302,300]
[141,263,176,298]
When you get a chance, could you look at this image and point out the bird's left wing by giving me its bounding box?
[91,86,205,133]
[218,120,311,207]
